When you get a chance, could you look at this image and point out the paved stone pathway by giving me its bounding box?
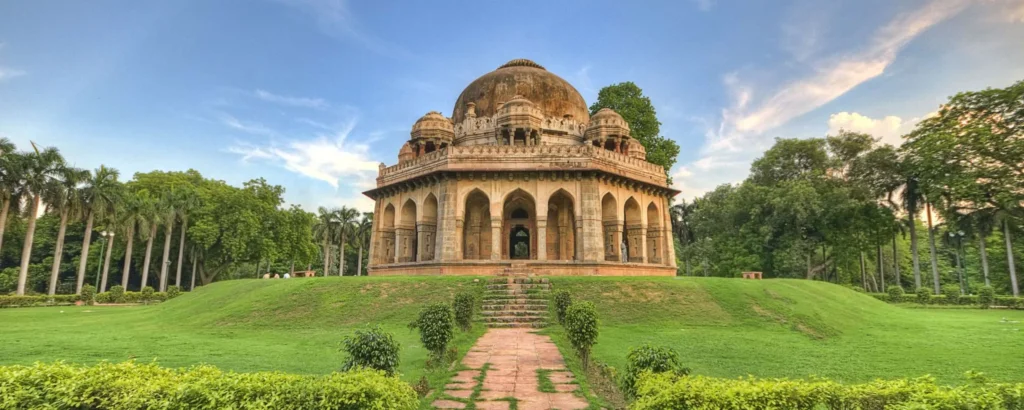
[432,328,589,410]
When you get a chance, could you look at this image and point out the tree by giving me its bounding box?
[42,165,89,295]
[157,189,178,292]
[334,207,358,276]
[0,137,21,262]
[670,200,695,275]
[139,191,161,290]
[118,191,149,290]
[314,207,334,276]
[76,165,121,294]
[15,144,65,295]
[589,82,680,174]
[173,187,200,287]
[355,212,373,276]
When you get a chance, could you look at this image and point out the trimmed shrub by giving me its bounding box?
[79,284,96,306]
[167,285,181,299]
[886,285,904,302]
[341,326,401,376]
[409,302,454,361]
[108,285,126,303]
[631,373,1024,410]
[553,290,572,325]
[140,286,155,304]
[915,287,931,305]
[941,284,961,305]
[452,291,474,331]
[978,286,995,309]
[0,361,418,409]
[621,344,690,400]
[565,301,599,369]
[95,292,114,304]
[0,295,77,308]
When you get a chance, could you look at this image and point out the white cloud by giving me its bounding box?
[218,112,277,137]
[673,0,968,199]
[227,119,381,210]
[0,42,26,82]
[826,111,938,146]
[691,0,715,12]
[254,89,328,109]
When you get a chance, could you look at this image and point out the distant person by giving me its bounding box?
[283,273,290,279]
[273,273,280,279]
[262,273,270,279]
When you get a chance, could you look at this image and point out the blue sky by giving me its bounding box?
[1,0,1022,211]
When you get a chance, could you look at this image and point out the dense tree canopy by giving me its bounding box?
[590,82,680,174]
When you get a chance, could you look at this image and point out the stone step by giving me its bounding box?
[481,311,548,317]
[484,316,548,324]
[484,290,550,297]
[486,322,548,329]
[482,293,548,300]
[481,303,549,311]
[485,283,552,290]
[487,277,550,284]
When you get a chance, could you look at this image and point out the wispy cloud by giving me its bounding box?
[272,0,411,58]
[673,0,969,198]
[254,89,329,109]
[0,42,26,82]
[827,110,938,147]
[218,112,277,137]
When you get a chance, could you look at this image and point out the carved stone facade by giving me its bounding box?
[364,59,678,276]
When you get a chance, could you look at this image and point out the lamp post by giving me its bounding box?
[93,231,112,291]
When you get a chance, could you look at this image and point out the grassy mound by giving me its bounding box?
[545,277,1024,384]
[0,276,1021,385]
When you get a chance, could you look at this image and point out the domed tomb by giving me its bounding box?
[452,59,590,125]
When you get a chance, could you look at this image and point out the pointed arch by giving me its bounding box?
[647,201,663,264]
[420,193,439,261]
[463,189,491,260]
[547,189,577,261]
[601,193,620,261]
[398,199,417,262]
[380,203,396,263]
[503,189,536,260]
[624,197,643,263]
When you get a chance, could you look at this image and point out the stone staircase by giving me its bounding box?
[482,270,551,328]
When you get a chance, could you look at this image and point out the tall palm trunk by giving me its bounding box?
[859,251,867,291]
[909,216,921,289]
[338,236,346,276]
[979,236,990,287]
[891,234,900,288]
[289,260,294,275]
[175,217,188,286]
[322,236,330,277]
[100,236,115,292]
[189,253,197,291]
[877,244,885,290]
[75,212,95,294]
[141,223,157,289]
[357,244,364,276]
[926,203,940,294]
[1005,220,1019,297]
[121,225,135,289]
[159,222,173,291]
[16,195,41,295]
[0,199,10,259]
[48,209,70,295]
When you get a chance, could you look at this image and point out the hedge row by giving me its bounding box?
[869,293,1024,308]
[0,292,172,308]
[633,373,1024,410]
[0,361,419,410]
[95,290,170,304]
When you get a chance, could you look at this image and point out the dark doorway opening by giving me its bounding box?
[510,225,530,259]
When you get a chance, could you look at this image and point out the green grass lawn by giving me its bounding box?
[0,276,485,386]
[1,275,1021,393]
[544,277,1024,385]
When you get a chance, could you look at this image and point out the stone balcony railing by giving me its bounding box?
[376,144,668,188]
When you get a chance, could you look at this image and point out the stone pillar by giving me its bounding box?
[396,227,415,263]
[647,227,662,264]
[438,179,460,261]
[536,218,547,261]
[580,178,603,262]
[663,197,678,267]
[639,225,648,263]
[417,223,436,262]
[367,199,381,267]
[604,222,623,262]
[490,217,503,260]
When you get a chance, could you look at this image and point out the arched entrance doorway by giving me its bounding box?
[463,190,491,260]
[502,190,536,260]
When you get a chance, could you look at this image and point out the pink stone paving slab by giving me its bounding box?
[432,328,589,410]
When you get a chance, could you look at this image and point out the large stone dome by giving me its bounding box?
[452,59,589,124]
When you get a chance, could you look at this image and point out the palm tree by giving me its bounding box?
[76,165,121,294]
[99,217,119,293]
[670,200,696,276]
[314,207,335,276]
[334,207,358,276]
[173,188,200,287]
[43,165,89,295]
[355,212,373,276]
[16,143,65,295]
[1000,214,1019,297]
[901,177,924,289]
[158,189,178,292]
[140,191,162,290]
[119,191,149,290]
[925,200,941,294]
[0,137,21,261]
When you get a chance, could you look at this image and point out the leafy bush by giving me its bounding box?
[79,285,96,305]
[140,286,155,304]
[622,344,690,400]
[565,301,599,369]
[995,296,1023,309]
[553,290,572,325]
[95,292,114,304]
[409,302,454,361]
[108,285,125,303]
[452,291,474,331]
[0,361,418,409]
[978,286,995,309]
[631,373,1024,410]
[167,285,181,299]
[0,295,77,308]
[915,287,931,305]
[942,284,961,305]
[341,326,401,376]
[886,285,904,302]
